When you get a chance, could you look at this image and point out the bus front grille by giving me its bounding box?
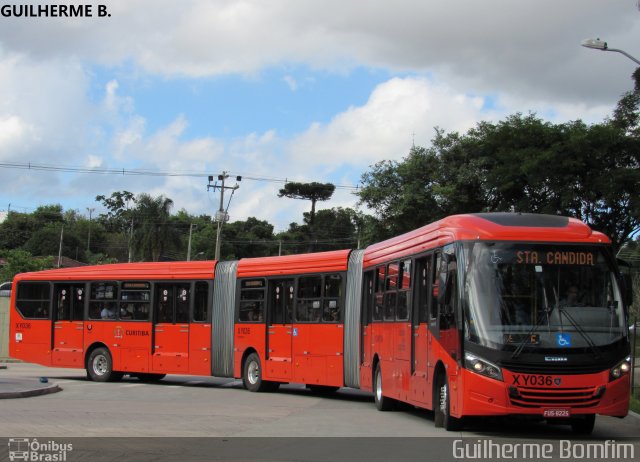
[508,385,604,409]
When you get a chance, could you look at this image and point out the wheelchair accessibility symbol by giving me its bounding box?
[556,333,572,347]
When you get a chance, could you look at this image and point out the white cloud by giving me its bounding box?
[0,0,636,106]
[1,1,636,224]
[287,77,495,171]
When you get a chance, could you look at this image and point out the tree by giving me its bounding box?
[220,217,276,259]
[95,191,136,233]
[132,193,179,262]
[278,182,336,251]
[0,212,37,249]
[358,114,640,250]
[276,207,362,254]
[278,182,335,228]
[358,145,447,239]
[0,249,53,281]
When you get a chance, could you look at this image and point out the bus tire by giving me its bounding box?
[570,414,595,435]
[435,374,461,431]
[243,352,270,392]
[87,347,121,382]
[374,363,393,411]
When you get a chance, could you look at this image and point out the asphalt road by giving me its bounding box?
[0,363,638,461]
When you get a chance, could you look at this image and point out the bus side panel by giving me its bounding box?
[10,319,52,367]
[393,322,412,402]
[117,321,153,374]
[189,322,212,376]
[359,324,373,392]
[293,323,344,387]
[233,323,266,378]
[51,321,84,368]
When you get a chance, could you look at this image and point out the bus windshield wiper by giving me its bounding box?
[556,306,603,360]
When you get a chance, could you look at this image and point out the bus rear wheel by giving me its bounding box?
[374,363,393,411]
[243,353,278,392]
[87,347,122,382]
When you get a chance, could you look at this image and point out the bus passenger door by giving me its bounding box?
[153,283,190,374]
[266,279,294,380]
[410,255,431,405]
[359,271,375,390]
[189,281,212,376]
[52,284,85,367]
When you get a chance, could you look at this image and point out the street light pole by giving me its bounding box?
[581,38,640,65]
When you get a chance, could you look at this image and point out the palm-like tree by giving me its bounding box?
[132,194,178,261]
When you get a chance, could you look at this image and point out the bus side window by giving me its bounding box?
[373,266,386,321]
[322,273,342,323]
[193,281,209,322]
[431,253,441,321]
[175,284,190,324]
[16,282,50,319]
[89,282,118,320]
[238,279,265,323]
[297,276,322,322]
[396,259,411,321]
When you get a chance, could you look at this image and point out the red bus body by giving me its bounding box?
[9,213,631,431]
[10,261,216,378]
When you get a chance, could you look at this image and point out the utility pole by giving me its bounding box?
[186,223,196,261]
[57,225,64,268]
[86,207,95,254]
[207,172,241,261]
[128,217,134,263]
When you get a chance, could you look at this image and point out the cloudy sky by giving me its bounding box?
[0,0,638,231]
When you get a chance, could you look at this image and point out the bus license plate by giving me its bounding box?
[543,409,570,418]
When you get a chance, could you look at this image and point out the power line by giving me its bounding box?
[0,161,359,191]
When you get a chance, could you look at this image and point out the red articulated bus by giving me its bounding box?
[9,213,632,434]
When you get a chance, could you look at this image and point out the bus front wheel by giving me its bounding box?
[86,347,122,382]
[434,374,461,431]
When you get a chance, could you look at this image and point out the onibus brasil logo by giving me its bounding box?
[8,438,72,461]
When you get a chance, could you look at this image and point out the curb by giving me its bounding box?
[0,384,62,399]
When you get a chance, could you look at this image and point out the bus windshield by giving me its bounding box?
[461,242,626,351]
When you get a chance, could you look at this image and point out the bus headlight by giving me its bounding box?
[465,353,503,382]
[610,356,631,381]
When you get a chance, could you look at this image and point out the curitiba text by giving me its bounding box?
[0,4,110,17]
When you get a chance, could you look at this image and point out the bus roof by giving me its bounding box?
[13,261,217,282]
[237,249,351,278]
[363,213,609,268]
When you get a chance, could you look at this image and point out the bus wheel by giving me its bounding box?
[87,347,121,382]
[135,373,166,382]
[374,363,393,411]
[434,374,461,431]
[570,414,595,435]
[243,353,270,392]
